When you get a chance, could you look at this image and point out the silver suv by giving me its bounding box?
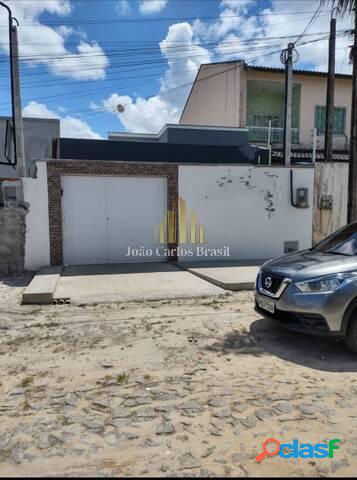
[255,222,357,352]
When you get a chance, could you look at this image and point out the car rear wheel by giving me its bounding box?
[345,310,357,353]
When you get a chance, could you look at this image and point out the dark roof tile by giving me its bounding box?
[272,149,349,162]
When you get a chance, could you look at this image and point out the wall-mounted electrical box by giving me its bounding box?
[0,181,22,208]
[296,188,309,208]
[319,194,333,210]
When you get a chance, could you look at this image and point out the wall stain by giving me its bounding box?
[264,190,276,218]
[238,168,256,190]
[209,167,280,219]
[216,169,233,189]
[264,171,279,179]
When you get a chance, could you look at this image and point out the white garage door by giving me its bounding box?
[61,176,167,265]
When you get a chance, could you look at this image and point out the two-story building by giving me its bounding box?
[180,61,352,154]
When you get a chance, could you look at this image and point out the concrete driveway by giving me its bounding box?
[183,260,265,290]
[53,263,225,304]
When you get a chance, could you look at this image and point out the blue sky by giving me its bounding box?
[0,0,353,138]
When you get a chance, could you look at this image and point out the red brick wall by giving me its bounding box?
[47,161,178,265]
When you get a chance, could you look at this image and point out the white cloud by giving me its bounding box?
[59,116,102,139]
[56,25,75,38]
[261,0,353,73]
[97,22,210,133]
[139,0,168,15]
[95,0,353,134]
[56,25,88,41]
[103,93,179,133]
[23,101,56,119]
[0,0,109,80]
[49,41,109,81]
[159,22,211,96]
[117,0,131,16]
[192,0,353,73]
[23,101,102,139]
[193,0,254,41]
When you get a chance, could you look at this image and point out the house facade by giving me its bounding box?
[19,126,314,270]
[180,61,352,152]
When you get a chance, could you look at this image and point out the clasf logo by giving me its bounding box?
[256,438,341,462]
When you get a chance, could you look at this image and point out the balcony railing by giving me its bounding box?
[248,126,299,144]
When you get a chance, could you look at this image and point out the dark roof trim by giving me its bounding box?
[273,149,349,162]
[59,138,259,164]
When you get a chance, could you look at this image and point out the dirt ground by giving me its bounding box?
[1,273,357,477]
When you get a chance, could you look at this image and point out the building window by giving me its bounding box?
[253,113,281,128]
[314,106,346,135]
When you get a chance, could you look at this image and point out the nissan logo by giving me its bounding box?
[264,277,272,289]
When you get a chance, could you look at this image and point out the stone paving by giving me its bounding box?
[1,276,357,476]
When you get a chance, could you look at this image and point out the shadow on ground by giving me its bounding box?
[61,263,180,277]
[207,317,357,373]
[0,272,34,288]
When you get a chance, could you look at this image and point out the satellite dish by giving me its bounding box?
[117,104,125,113]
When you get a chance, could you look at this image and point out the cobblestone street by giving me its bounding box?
[1,276,357,476]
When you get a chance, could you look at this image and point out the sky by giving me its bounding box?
[0,0,353,139]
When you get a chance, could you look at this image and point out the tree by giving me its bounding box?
[322,0,356,12]
[322,0,357,222]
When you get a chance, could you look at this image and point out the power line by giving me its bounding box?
[0,41,292,95]
[0,30,350,109]
[0,30,349,81]
[0,12,331,46]
[73,37,339,119]
[2,44,290,123]
[0,42,299,106]
[294,0,324,45]
[5,34,342,124]
[0,44,287,77]
[4,10,331,27]
[0,30,339,60]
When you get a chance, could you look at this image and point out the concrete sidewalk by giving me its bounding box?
[22,261,264,305]
[180,260,266,291]
[53,263,225,304]
[22,266,62,304]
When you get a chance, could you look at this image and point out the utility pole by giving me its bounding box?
[324,8,337,163]
[348,7,357,223]
[312,128,317,164]
[10,23,25,177]
[0,2,26,177]
[281,43,294,166]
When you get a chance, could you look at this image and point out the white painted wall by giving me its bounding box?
[20,162,316,269]
[23,161,50,271]
[178,165,314,261]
